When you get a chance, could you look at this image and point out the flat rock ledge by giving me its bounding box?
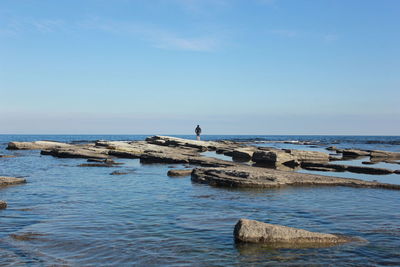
[191,166,400,190]
[234,219,363,248]
[0,200,7,209]
[0,177,27,187]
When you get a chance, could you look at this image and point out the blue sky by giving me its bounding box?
[1,0,399,134]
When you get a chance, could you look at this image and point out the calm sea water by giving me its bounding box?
[1,135,400,266]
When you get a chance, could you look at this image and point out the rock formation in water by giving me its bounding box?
[6,136,400,190]
[234,219,363,248]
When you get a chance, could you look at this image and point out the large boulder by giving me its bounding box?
[234,219,360,248]
[0,177,26,186]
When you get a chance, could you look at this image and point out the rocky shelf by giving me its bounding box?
[5,135,400,191]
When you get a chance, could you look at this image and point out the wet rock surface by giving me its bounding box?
[234,219,362,248]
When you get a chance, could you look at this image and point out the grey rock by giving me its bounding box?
[191,165,400,190]
[234,219,362,248]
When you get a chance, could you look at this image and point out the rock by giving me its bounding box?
[0,155,16,158]
[108,150,141,158]
[370,150,400,159]
[146,136,219,151]
[289,150,329,163]
[167,169,193,177]
[342,149,370,157]
[10,232,45,241]
[252,150,298,167]
[0,201,7,209]
[42,148,109,159]
[110,171,129,175]
[0,177,27,186]
[326,146,338,151]
[87,158,106,163]
[362,161,376,165]
[234,219,360,248]
[140,152,190,164]
[394,170,400,174]
[302,166,337,172]
[232,148,256,162]
[301,162,393,175]
[191,166,400,190]
[7,141,72,150]
[346,166,393,175]
[78,163,118,167]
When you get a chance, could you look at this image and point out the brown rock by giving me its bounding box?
[0,201,7,209]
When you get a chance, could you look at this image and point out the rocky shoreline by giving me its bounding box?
[6,135,400,189]
[3,135,400,247]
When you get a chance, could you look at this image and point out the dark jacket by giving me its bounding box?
[195,126,202,135]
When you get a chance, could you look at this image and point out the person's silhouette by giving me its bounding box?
[195,125,202,141]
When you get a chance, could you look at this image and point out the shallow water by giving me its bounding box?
[1,135,400,266]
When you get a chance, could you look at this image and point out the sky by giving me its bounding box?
[0,0,399,135]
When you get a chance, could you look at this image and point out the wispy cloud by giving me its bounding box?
[81,17,220,52]
[0,18,64,35]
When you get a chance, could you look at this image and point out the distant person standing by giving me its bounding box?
[195,125,202,141]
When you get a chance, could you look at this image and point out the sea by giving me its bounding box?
[1,135,399,266]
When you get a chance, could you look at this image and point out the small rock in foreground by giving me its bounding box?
[234,219,363,248]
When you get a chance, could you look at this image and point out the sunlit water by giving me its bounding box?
[1,135,400,266]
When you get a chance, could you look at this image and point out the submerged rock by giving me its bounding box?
[0,177,26,186]
[234,219,361,248]
[0,201,7,209]
[0,155,16,158]
[167,169,193,177]
[110,171,129,175]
